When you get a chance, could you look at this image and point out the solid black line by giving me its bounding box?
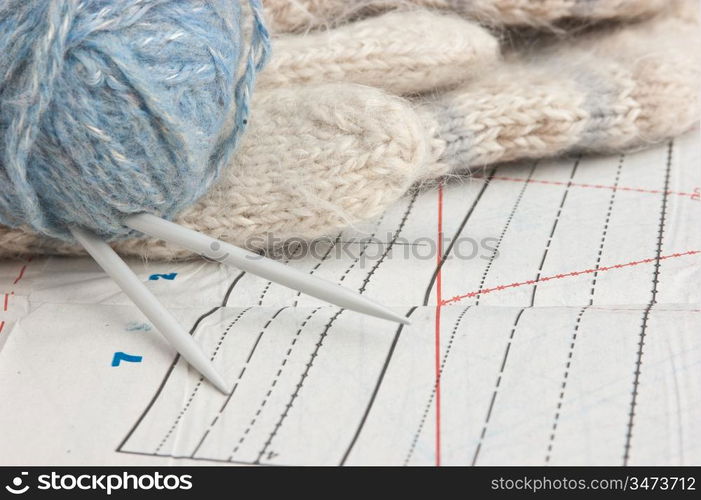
[340,306,418,465]
[116,448,276,467]
[218,307,288,411]
[222,271,246,306]
[256,195,418,463]
[190,306,220,334]
[623,141,673,465]
[116,304,219,452]
[117,270,246,453]
[422,168,496,306]
[116,351,182,452]
[190,430,211,458]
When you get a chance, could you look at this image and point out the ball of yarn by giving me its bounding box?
[0,0,269,240]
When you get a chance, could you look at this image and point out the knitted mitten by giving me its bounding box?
[419,12,701,177]
[258,9,500,95]
[262,0,670,33]
[0,5,697,260]
[0,84,426,258]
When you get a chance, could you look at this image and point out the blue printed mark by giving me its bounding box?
[149,273,177,281]
[126,321,152,332]
[112,352,143,367]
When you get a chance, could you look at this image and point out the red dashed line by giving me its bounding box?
[442,250,700,306]
[474,175,700,200]
[1,259,32,334]
[12,259,30,285]
[434,184,443,467]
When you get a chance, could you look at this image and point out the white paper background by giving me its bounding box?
[1,131,699,465]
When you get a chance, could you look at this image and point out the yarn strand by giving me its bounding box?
[209,0,271,184]
[0,0,267,240]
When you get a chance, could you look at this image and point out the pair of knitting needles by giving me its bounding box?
[69,214,408,393]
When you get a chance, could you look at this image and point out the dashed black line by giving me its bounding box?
[256,308,344,463]
[154,380,203,455]
[529,158,580,306]
[340,307,418,465]
[189,307,288,458]
[589,155,624,302]
[293,233,341,307]
[546,154,624,462]
[470,161,577,463]
[359,191,419,295]
[257,194,419,463]
[228,307,322,460]
[471,308,526,465]
[209,307,252,361]
[545,305,589,463]
[623,141,673,465]
[474,162,537,306]
[422,168,496,306]
[257,260,290,306]
[338,214,386,283]
[118,270,247,453]
[155,307,252,454]
[257,242,304,306]
[404,305,471,465]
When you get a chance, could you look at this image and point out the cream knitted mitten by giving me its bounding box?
[258,9,500,95]
[262,0,670,32]
[0,2,698,259]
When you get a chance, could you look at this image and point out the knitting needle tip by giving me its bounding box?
[69,226,229,394]
[125,214,411,326]
[334,294,410,326]
[196,362,230,394]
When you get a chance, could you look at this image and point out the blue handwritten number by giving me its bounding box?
[148,273,177,281]
[112,352,143,366]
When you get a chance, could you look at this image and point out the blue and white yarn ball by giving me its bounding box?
[0,0,269,240]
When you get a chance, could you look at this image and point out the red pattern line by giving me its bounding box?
[1,259,32,334]
[13,260,30,285]
[434,183,443,466]
[474,175,700,200]
[442,250,700,306]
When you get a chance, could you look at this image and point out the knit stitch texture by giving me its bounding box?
[262,0,669,33]
[258,9,499,95]
[0,0,269,240]
[0,0,698,259]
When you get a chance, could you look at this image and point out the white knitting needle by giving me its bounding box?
[125,213,410,325]
[70,226,230,394]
